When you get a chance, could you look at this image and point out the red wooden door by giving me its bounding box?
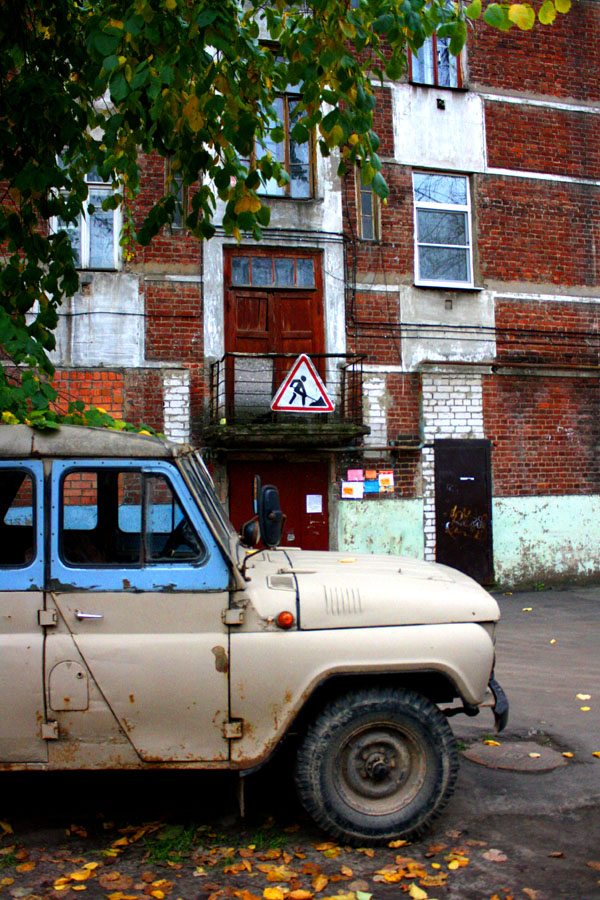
[228,460,329,552]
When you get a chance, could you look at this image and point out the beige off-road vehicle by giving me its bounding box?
[0,424,507,843]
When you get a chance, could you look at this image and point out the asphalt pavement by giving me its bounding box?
[436,584,600,899]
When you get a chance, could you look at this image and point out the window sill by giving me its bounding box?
[409,81,468,92]
[414,282,484,292]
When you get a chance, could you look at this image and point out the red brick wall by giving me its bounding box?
[495,299,600,365]
[477,176,600,287]
[144,280,203,363]
[53,370,124,416]
[483,374,600,496]
[485,102,600,180]
[468,2,600,102]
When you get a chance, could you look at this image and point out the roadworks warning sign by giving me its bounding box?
[271,354,335,413]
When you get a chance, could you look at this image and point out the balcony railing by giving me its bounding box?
[204,352,369,448]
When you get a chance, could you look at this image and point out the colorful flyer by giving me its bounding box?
[347,469,364,482]
[341,481,364,499]
[379,470,395,493]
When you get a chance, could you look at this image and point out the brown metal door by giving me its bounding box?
[434,439,494,584]
[228,460,329,551]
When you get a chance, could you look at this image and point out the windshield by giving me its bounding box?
[181,453,238,552]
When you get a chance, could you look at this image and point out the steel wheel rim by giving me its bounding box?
[332,721,427,817]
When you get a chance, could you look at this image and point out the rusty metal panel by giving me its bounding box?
[434,439,494,584]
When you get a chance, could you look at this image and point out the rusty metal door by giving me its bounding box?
[434,439,494,584]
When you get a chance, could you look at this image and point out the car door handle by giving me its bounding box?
[74,609,104,620]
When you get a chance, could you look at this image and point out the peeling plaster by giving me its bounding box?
[338,498,424,559]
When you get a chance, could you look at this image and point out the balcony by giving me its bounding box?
[204,353,370,449]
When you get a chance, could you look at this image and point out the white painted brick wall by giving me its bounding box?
[363,375,387,452]
[421,373,484,560]
[163,369,191,444]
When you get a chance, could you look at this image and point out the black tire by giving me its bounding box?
[294,687,459,844]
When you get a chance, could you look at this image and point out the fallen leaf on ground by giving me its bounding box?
[340,867,353,878]
[355,849,375,858]
[0,822,13,838]
[388,840,408,848]
[263,892,286,900]
[529,753,541,759]
[593,752,600,759]
[482,849,507,863]
[548,852,564,858]
[235,891,262,900]
[580,707,591,712]
[312,875,329,893]
[523,889,542,899]
[562,752,574,758]
[16,862,36,872]
[586,861,600,870]
[484,740,501,747]
[576,694,591,700]
[289,892,313,900]
[522,607,532,612]
[99,872,135,890]
[408,884,427,900]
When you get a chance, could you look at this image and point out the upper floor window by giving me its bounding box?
[58,168,120,269]
[413,172,473,287]
[356,168,380,242]
[259,93,313,199]
[410,34,462,88]
[165,158,188,229]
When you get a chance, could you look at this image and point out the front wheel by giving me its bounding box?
[295,687,458,844]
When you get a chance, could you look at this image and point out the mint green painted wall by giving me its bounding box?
[338,499,424,558]
[493,495,600,586]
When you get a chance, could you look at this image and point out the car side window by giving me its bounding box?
[0,469,35,567]
[60,468,206,567]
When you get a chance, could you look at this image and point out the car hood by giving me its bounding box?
[274,549,500,629]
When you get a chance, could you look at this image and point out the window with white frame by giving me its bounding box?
[410,34,461,88]
[413,172,473,287]
[58,168,120,269]
[165,158,188,229]
[257,93,313,199]
[356,168,380,241]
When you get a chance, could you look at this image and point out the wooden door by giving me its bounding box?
[228,460,329,552]
[434,439,494,584]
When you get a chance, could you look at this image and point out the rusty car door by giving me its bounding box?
[47,459,232,763]
[0,461,47,762]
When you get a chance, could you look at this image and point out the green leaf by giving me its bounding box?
[465,0,482,19]
[371,171,389,199]
[372,13,394,33]
[483,3,508,28]
[538,0,557,23]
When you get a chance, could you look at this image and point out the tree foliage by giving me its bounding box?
[0,0,573,429]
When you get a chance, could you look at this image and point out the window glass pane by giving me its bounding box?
[61,471,104,565]
[88,189,114,268]
[412,40,434,84]
[289,165,311,198]
[296,258,315,287]
[251,257,274,286]
[0,471,34,566]
[146,474,205,562]
[413,173,467,206]
[417,209,467,246]
[232,257,250,285]
[419,246,469,282]
[275,258,295,286]
[59,216,82,267]
[437,37,458,88]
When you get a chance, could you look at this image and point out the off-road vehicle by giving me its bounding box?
[0,424,507,842]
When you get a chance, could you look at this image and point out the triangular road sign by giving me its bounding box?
[271,354,335,413]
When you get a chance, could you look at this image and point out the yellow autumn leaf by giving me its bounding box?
[508,3,536,28]
[164,0,177,8]
[312,875,329,892]
[388,839,408,848]
[538,0,556,23]
[408,884,428,900]
[529,752,541,758]
[577,694,591,700]
[581,706,591,712]
[340,866,353,877]
[182,95,204,133]
[555,0,571,11]
[69,869,91,881]
[112,837,129,848]
[263,890,285,900]
[289,892,313,900]
[16,862,36,873]
[0,821,13,835]
[150,891,165,899]
[484,740,501,746]
[563,752,574,758]
[593,751,600,758]
[72,886,88,892]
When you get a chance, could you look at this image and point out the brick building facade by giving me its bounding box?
[50,2,600,587]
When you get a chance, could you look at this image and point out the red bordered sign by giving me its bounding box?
[271,354,335,413]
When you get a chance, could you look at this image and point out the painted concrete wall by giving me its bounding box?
[338,498,424,559]
[493,495,600,586]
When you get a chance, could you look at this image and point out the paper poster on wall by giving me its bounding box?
[347,469,364,482]
[306,494,323,514]
[379,470,395,493]
[363,480,380,494]
[341,481,364,500]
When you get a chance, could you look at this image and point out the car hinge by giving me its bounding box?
[41,721,59,740]
[38,609,58,627]
[223,719,244,740]
[222,607,244,626]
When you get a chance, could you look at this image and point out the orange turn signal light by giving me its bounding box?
[277,610,295,630]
